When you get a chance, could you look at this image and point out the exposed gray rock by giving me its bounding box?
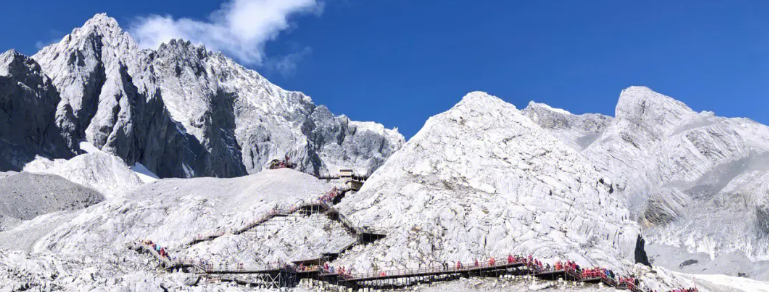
[522,101,612,151]
[0,50,76,170]
[0,172,103,222]
[28,13,403,178]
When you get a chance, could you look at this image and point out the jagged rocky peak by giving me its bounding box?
[1,49,34,75]
[522,101,612,151]
[14,13,403,178]
[524,86,769,276]
[338,91,639,272]
[615,86,697,136]
[523,101,573,129]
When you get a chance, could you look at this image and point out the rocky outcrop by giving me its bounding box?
[634,235,651,266]
[25,13,403,178]
[525,86,769,265]
[0,50,76,170]
[336,92,640,272]
[523,101,612,151]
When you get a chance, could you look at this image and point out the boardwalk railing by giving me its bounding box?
[130,183,696,292]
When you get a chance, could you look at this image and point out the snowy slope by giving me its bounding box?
[23,152,145,198]
[335,92,640,274]
[34,169,332,255]
[524,86,769,279]
[23,13,403,178]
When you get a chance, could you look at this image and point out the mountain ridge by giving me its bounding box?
[0,13,404,178]
[523,86,769,277]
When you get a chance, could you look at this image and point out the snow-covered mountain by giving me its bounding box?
[1,13,403,178]
[523,86,769,278]
[336,92,641,273]
[0,92,706,291]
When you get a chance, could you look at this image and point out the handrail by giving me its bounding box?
[131,183,697,292]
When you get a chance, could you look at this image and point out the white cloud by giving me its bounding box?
[266,46,312,77]
[129,0,321,65]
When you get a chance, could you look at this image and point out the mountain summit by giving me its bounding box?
[336,91,640,272]
[0,13,404,178]
[525,86,769,278]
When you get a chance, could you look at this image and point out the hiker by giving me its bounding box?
[474,259,479,267]
[488,257,495,266]
[456,261,463,269]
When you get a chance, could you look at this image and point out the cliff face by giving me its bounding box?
[0,50,75,170]
[9,13,403,178]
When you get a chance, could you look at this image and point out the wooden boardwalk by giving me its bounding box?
[131,183,687,292]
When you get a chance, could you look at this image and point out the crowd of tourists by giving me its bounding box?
[140,239,171,261]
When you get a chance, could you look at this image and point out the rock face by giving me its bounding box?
[0,50,76,170]
[337,92,640,272]
[522,101,612,151]
[524,86,769,266]
[16,13,403,178]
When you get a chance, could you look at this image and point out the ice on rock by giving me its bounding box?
[33,169,332,256]
[335,91,640,274]
[525,86,769,279]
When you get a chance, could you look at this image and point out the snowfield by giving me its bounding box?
[23,151,145,199]
[34,169,332,255]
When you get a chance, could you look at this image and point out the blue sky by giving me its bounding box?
[1,1,768,139]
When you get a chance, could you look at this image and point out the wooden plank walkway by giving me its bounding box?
[130,183,694,292]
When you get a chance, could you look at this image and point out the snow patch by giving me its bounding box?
[130,162,158,183]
